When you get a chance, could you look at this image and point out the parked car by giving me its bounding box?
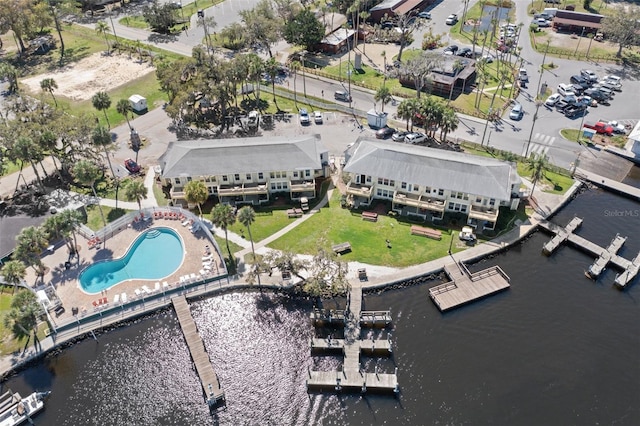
[443,45,459,55]
[590,85,614,99]
[313,111,323,124]
[459,226,476,242]
[445,14,458,25]
[392,131,409,142]
[564,105,587,118]
[404,132,427,144]
[596,80,621,92]
[583,121,614,136]
[376,126,395,139]
[545,93,562,106]
[509,103,523,120]
[571,84,586,95]
[299,108,310,125]
[576,96,596,108]
[580,69,598,82]
[534,18,550,27]
[124,158,141,174]
[555,97,576,112]
[480,53,494,63]
[602,75,622,89]
[607,121,627,134]
[558,83,575,97]
[418,11,431,19]
[570,75,590,89]
[518,68,528,82]
[584,89,610,104]
[457,47,473,57]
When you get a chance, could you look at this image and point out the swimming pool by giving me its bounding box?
[79,227,184,294]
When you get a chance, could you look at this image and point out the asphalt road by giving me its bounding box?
[84,0,640,170]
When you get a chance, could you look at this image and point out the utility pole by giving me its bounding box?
[536,41,550,97]
[525,101,543,158]
[346,28,352,109]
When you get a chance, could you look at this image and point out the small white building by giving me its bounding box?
[367,109,388,129]
[625,121,640,156]
[128,94,148,113]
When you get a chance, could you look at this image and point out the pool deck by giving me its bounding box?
[30,217,225,324]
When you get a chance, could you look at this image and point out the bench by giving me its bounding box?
[358,268,368,281]
[287,208,303,218]
[410,225,442,240]
[332,242,352,254]
[362,211,378,222]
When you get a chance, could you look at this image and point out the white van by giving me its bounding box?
[543,8,558,17]
[334,90,352,102]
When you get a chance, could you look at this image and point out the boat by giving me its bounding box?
[0,390,50,426]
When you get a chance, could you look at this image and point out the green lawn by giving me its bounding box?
[228,208,296,243]
[84,205,130,231]
[268,191,464,268]
[529,0,610,15]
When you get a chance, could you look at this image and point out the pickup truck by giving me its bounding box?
[583,121,614,136]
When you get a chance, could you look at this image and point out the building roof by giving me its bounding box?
[371,0,405,12]
[343,139,520,200]
[159,135,327,178]
[321,29,356,46]
[394,0,423,15]
[628,120,640,141]
[553,17,602,29]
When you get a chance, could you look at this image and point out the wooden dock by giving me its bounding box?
[615,252,640,288]
[541,217,583,255]
[574,168,640,201]
[309,308,347,326]
[360,310,392,327]
[428,263,511,312]
[587,234,626,278]
[307,284,399,394]
[540,218,639,287]
[172,296,225,407]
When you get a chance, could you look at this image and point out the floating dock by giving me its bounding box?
[310,308,347,326]
[587,234,626,278]
[307,284,399,394]
[542,217,583,255]
[540,218,639,287]
[172,296,225,407]
[428,263,511,312]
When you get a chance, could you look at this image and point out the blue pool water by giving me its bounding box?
[79,228,184,294]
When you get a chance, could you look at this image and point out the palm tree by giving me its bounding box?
[92,125,115,177]
[397,98,418,131]
[238,206,260,286]
[124,179,147,210]
[374,86,392,113]
[92,91,112,128]
[11,136,46,192]
[211,203,236,269]
[439,108,459,142]
[184,180,208,217]
[96,20,111,53]
[526,153,550,198]
[58,209,83,256]
[14,226,49,278]
[264,57,279,105]
[0,63,19,93]
[4,290,43,352]
[73,160,107,228]
[116,99,133,130]
[40,78,58,107]
[1,260,26,294]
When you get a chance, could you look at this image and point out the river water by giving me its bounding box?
[2,184,639,425]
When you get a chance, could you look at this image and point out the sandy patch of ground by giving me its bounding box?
[21,52,155,101]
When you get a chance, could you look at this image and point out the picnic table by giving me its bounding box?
[362,211,378,222]
[287,208,303,218]
[410,225,442,240]
[332,242,352,254]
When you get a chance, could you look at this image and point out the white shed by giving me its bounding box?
[128,94,148,113]
[367,109,388,129]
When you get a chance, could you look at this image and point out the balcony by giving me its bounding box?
[346,182,374,199]
[393,192,445,212]
[170,187,186,200]
[468,205,499,222]
[290,180,316,193]
[218,184,268,197]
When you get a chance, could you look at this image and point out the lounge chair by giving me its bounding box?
[182,219,191,227]
[113,294,120,304]
[92,300,98,307]
[190,273,197,281]
[202,255,213,261]
[203,264,212,271]
[142,285,151,294]
[102,297,107,304]
[154,282,161,292]
[134,289,142,298]
[121,293,127,303]
[199,269,207,276]
[203,261,212,267]
[162,281,169,291]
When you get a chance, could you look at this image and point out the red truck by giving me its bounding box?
[583,121,614,136]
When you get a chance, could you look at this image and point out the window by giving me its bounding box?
[438,189,444,196]
[271,183,276,190]
[461,205,468,213]
[377,189,383,196]
[425,186,432,193]
[366,176,371,183]
[222,175,228,182]
[378,178,383,184]
[246,174,251,180]
[282,183,288,189]
[476,196,482,203]
[258,172,264,180]
[401,182,407,189]
[270,172,275,179]
[234,174,240,181]
[489,198,496,206]
[305,170,311,177]
[293,171,299,178]
[186,177,192,182]
[448,202,455,210]
[389,180,395,186]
